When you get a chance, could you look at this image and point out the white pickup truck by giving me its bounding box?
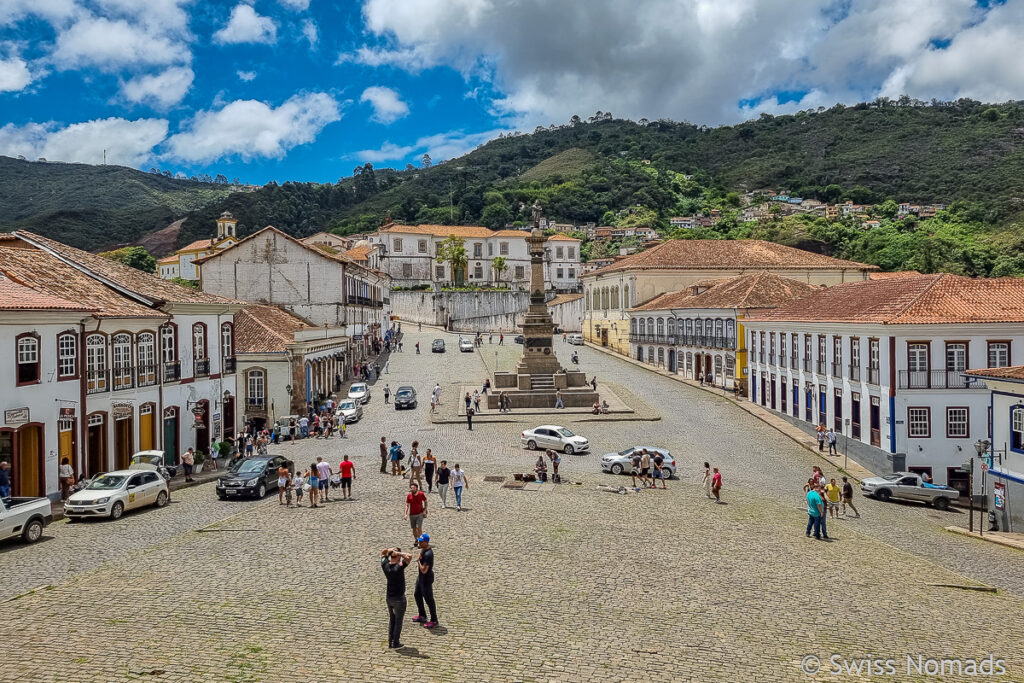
[0,495,54,544]
[860,472,960,510]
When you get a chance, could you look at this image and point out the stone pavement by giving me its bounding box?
[1,328,1023,681]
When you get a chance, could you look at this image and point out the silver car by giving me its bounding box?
[335,399,363,423]
[520,425,589,454]
[348,382,371,404]
[601,447,676,478]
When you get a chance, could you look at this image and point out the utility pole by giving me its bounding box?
[103,149,106,165]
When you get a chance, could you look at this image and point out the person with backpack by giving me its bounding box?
[389,441,403,476]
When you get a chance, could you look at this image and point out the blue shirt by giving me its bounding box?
[806,491,824,517]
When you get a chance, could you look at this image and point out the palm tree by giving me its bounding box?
[491,256,507,287]
[436,235,468,286]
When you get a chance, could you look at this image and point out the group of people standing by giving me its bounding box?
[816,423,839,455]
[804,466,860,539]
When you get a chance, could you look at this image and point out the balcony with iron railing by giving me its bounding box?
[803,358,811,372]
[898,369,986,390]
[868,366,880,385]
[831,362,844,378]
[163,361,181,382]
[849,365,861,382]
[815,359,825,374]
[86,369,109,394]
[247,396,267,412]
[791,355,799,370]
[195,359,210,377]
[111,366,134,391]
[222,356,236,374]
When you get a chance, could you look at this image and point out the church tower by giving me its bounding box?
[215,211,238,241]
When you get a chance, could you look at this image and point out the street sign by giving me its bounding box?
[981,462,988,472]
[4,407,29,426]
[994,482,1006,509]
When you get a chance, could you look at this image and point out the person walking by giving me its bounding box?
[711,467,723,503]
[824,478,841,519]
[409,441,423,489]
[840,476,860,517]
[181,447,195,482]
[826,428,838,455]
[499,333,504,345]
[806,481,825,539]
[316,456,332,503]
[339,454,355,500]
[288,417,297,445]
[639,449,652,488]
[423,449,437,493]
[384,384,391,404]
[292,469,306,507]
[405,482,428,543]
[58,457,74,501]
[630,451,643,488]
[380,437,389,474]
[466,405,474,431]
[277,461,291,505]
[816,423,826,451]
[652,451,667,489]
[0,461,10,498]
[381,547,412,649]
[412,533,438,628]
[436,460,451,508]
[433,383,441,405]
[701,461,712,498]
[385,360,390,375]
[554,389,564,409]
[464,392,472,412]
[430,394,437,414]
[306,463,320,508]
[472,391,482,413]
[450,463,468,511]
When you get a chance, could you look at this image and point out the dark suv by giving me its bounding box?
[394,386,417,409]
[431,339,445,353]
[216,455,287,499]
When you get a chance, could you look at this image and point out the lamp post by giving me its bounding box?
[971,439,989,534]
[843,418,851,472]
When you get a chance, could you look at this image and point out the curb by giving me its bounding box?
[944,526,1024,552]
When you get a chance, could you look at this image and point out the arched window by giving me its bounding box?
[112,333,133,390]
[647,317,654,336]
[726,319,735,345]
[714,355,723,378]
[704,319,713,337]
[686,319,693,335]
[16,333,40,385]
[57,332,78,380]
[221,322,233,370]
[657,347,664,366]
[160,323,177,364]
[138,332,156,386]
[686,352,693,372]
[637,346,644,362]
[630,318,637,334]
[86,333,107,393]
[656,318,665,337]
[611,285,619,309]
[667,318,675,337]
[603,287,609,310]
[648,346,655,364]
[726,355,735,378]
[247,369,266,407]
[715,319,724,340]
[192,323,208,376]
[639,318,646,335]
[623,285,629,308]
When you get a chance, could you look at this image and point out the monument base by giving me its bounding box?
[488,370,597,409]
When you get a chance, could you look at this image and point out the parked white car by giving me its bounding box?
[348,382,371,404]
[0,495,52,544]
[567,333,584,345]
[459,338,474,352]
[601,447,677,478]
[521,425,590,454]
[335,399,364,423]
[860,472,959,510]
[64,469,169,521]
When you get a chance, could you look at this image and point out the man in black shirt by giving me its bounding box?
[841,476,860,517]
[412,533,438,628]
[380,547,412,648]
[652,452,667,489]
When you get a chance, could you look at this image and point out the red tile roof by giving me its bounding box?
[631,272,819,312]
[869,270,922,280]
[345,245,372,262]
[749,274,1024,324]
[965,366,1024,382]
[178,238,215,252]
[546,293,583,307]
[193,225,356,267]
[14,231,236,306]
[380,224,495,238]
[548,234,581,241]
[234,304,312,353]
[585,239,876,277]
[0,276,97,312]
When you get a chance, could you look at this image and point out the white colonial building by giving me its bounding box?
[1,231,243,498]
[627,272,817,392]
[745,274,1024,491]
[157,212,240,281]
[545,234,582,291]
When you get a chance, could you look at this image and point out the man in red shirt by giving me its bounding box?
[338,454,355,500]
[404,481,428,542]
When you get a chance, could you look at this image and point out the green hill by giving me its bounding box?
[0,156,233,249]
[519,147,597,183]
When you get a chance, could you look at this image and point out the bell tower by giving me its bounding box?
[216,211,238,241]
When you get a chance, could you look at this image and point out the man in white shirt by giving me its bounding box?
[433,384,441,404]
[316,456,332,502]
[299,415,310,439]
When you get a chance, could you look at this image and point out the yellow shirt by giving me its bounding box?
[824,483,841,502]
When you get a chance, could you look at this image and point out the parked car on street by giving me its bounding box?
[0,495,53,544]
[521,425,590,454]
[600,447,676,478]
[431,339,446,353]
[860,472,959,510]
[64,469,169,521]
[348,382,371,404]
[216,455,289,500]
[567,333,584,345]
[334,399,363,423]
[394,386,418,409]
[514,335,525,344]
[459,338,474,352]
[129,450,177,480]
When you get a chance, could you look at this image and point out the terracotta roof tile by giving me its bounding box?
[15,231,236,306]
[194,225,356,267]
[178,238,215,252]
[869,270,922,280]
[234,305,312,353]
[631,272,819,312]
[344,245,372,261]
[965,366,1024,382]
[0,247,164,319]
[548,233,581,241]
[585,239,876,277]
[748,274,1024,324]
[546,293,583,307]
[0,276,97,312]
[380,224,529,240]
[156,255,178,264]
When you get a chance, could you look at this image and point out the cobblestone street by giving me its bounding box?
[2,328,1023,681]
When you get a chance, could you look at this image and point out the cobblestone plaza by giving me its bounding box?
[2,330,1023,682]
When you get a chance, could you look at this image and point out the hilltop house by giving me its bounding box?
[157,212,240,282]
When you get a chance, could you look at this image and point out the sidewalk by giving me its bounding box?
[944,526,1024,552]
[51,465,223,521]
[584,342,877,482]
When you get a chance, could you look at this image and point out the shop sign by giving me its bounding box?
[4,407,29,426]
[59,407,76,418]
[994,482,1006,510]
[111,402,133,420]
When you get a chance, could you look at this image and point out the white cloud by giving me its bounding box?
[0,55,32,92]
[302,19,318,47]
[0,117,167,166]
[121,66,194,108]
[0,0,77,26]
[351,0,1024,126]
[237,70,257,82]
[214,4,277,45]
[278,0,310,10]
[355,127,508,163]
[52,15,191,70]
[359,85,409,124]
[164,92,341,162]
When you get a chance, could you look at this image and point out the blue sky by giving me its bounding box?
[0,0,1019,184]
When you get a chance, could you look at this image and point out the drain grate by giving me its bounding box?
[502,481,526,489]
[483,476,506,482]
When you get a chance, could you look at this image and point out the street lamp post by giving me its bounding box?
[843,418,851,472]
[972,439,989,534]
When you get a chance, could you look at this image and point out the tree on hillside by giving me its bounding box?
[421,154,432,169]
[491,256,507,285]
[436,235,468,285]
[98,246,157,273]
